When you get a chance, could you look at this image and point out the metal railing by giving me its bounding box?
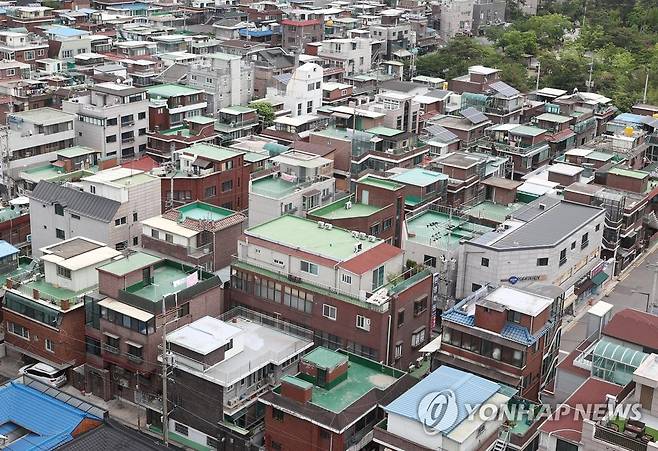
[594,424,648,451]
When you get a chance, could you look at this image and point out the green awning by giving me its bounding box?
[592,272,609,286]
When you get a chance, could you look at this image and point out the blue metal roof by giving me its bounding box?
[0,382,101,450]
[383,366,502,434]
[239,28,273,37]
[110,3,149,10]
[0,240,19,259]
[43,26,90,37]
[614,113,646,124]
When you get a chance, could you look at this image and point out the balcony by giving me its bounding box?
[103,344,119,354]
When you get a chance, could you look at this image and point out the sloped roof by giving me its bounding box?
[30,181,120,223]
[602,308,658,351]
[338,242,401,275]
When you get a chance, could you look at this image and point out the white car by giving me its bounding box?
[18,363,67,387]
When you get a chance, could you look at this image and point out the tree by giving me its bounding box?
[516,14,571,48]
[250,101,275,127]
[497,30,538,60]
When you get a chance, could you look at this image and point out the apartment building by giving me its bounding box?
[2,237,121,374]
[316,38,373,76]
[6,6,56,31]
[269,62,323,118]
[248,150,336,226]
[160,308,313,449]
[230,215,433,369]
[361,91,421,134]
[457,197,605,314]
[63,82,149,161]
[461,80,523,124]
[141,201,246,271]
[0,31,49,70]
[214,106,259,144]
[147,84,207,131]
[450,65,501,94]
[160,143,249,212]
[369,10,413,60]
[261,347,413,451]
[186,53,254,115]
[439,284,564,401]
[83,251,223,401]
[146,116,218,160]
[41,26,92,62]
[28,168,161,255]
[437,0,474,39]
[281,10,323,50]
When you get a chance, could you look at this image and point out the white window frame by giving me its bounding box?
[394,343,402,359]
[45,338,55,353]
[322,304,337,321]
[341,273,352,285]
[8,322,29,340]
[356,315,370,331]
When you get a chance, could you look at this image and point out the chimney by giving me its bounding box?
[61,299,70,310]
[280,377,313,403]
[33,289,39,299]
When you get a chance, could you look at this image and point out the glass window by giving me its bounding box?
[372,265,384,290]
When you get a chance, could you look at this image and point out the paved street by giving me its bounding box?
[560,246,658,353]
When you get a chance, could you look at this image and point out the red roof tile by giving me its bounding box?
[539,378,622,443]
[338,243,401,275]
[602,308,658,350]
[121,156,159,172]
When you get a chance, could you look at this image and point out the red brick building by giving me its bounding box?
[437,284,564,401]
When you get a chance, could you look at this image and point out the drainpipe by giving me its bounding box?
[386,313,392,365]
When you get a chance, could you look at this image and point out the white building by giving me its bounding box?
[271,62,323,117]
[457,197,605,302]
[316,38,373,76]
[28,167,161,255]
[248,150,336,226]
[63,82,149,161]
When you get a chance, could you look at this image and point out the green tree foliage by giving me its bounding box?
[515,14,571,48]
[250,101,275,127]
[497,30,538,59]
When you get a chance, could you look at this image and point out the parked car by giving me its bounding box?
[18,363,67,387]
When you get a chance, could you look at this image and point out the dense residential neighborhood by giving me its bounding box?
[1,0,658,450]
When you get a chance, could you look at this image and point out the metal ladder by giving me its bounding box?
[491,427,510,451]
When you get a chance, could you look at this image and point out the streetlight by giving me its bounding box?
[632,290,652,313]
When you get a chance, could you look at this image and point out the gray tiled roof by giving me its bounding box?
[31,181,121,223]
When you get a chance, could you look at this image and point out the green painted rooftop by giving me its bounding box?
[535,113,572,123]
[390,168,447,187]
[185,143,244,162]
[243,151,269,163]
[511,125,546,137]
[0,207,24,222]
[161,126,194,137]
[25,278,77,301]
[246,215,380,261]
[300,351,400,414]
[463,201,525,224]
[357,176,403,191]
[366,126,403,137]
[281,375,313,389]
[586,151,614,161]
[220,105,255,114]
[308,196,384,219]
[608,167,648,180]
[303,347,348,369]
[147,83,202,99]
[407,210,492,247]
[57,146,98,159]
[23,164,65,178]
[250,175,299,199]
[113,172,157,186]
[127,263,196,302]
[98,252,161,276]
[178,202,234,221]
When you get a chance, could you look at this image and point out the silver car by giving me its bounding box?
[19,363,67,387]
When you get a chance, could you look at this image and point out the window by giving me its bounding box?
[56,265,71,279]
[581,232,589,249]
[138,112,146,120]
[178,303,190,318]
[559,248,567,266]
[224,338,233,352]
[412,328,426,347]
[8,322,29,340]
[115,217,127,226]
[205,186,216,198]
[90,185,96,194]
[165,233,173,243]
[372,265,384,290]
[423,255,437,268]
[414,297,428,316]
[85,337,101,356]
[341,273,352,284]
[174,423,188,436]
[571,241,576,250]
[207,436,219,449]
[272,408,284,421]
[472,283,482,292]
[356,315,370,331]
[56,228,65,239]
[323,304,337,320]
[271,442,282,451]
[507,310,521,323]
[383,218,392,230]
[537,257,549,266]
[394,342,402,359]
[133,236,138,246]
[54,204,64,216]
[300,260,319,275]
[71,214,80,220]
[127,343,143,361]
[481,257,489,267]
[369,223,380,235]
[595,223,600,231]
[221,180,233,192]
[107,118,117,126]
[397,309,404,327]
[133,212,138,222]
[105,335,119,353]
[307,100,313,113]
[151,229,160,239]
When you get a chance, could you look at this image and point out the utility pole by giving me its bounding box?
[535,60,541,91]
[587,54,594,92]
[643,70,650,104]
[648,262,658,314]
[160,292,179,447]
